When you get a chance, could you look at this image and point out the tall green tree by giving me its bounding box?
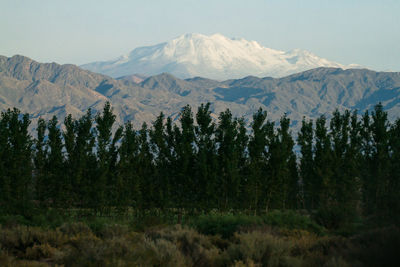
[345,111,362,212]
[248,108,272,212]
[137,122,154,210]
[235,117,249,210]
[370,103,390,214]
[95,102,122,212]
[0,109,32,213]
[360,110,374,214]
[175,105,196,210]
[215,109,241,210]
[71,110,96,208]
[297,117,314,209]
[46,116,65,206]
[195,103,218,210]
[314,115,333,209]
[150,112,173,209]
[0,110,12,209]
[388,118,400,218]
[268,114,298,209]
[117,122,141,209]
[34,118,47,205]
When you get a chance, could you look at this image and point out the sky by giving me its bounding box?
[1,0,399,71]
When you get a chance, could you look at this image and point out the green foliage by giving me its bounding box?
[190,213,262,238]
[1,102,399,233]
[298,117,314,209]
[262,210,325,235]
[314,205,358,230]
[0,108,32,215]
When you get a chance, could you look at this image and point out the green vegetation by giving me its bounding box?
[0,216,399,266]
[0,102,399,265]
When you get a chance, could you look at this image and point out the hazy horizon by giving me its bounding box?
[1,0,399,72]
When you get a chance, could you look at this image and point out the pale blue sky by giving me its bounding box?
[1,0,399,71]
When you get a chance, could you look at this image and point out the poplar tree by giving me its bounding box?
[0,109,32,213]
[195,103,217,210]
[74,110,96,208]
[216,109,241,210]
[0,110,11,209]
[47,116,65,206]
[63,114,77,203]
[34,118,47,205]
[298,117,314,209]
[389,119,400,218]
[360,110,374,214]
[150,112,171,209]
[118,122,141,209]
[95,101,122,212]
[370,103,390,214]
[235,117,249,209]
[137,122,154,210]
[248,108,271,212]
[175,105,196,209]
[314,115,333,209]
[346,111,362,212]
[268,114,298,209]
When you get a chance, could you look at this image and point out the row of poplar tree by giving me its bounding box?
[0,102,399,219]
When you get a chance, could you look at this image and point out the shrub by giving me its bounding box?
[225,231,302,267]
[0,246,13,266]
[190,213,262,238]
[0,226,65,256]
[99,224,130,239]
[59,222,92,237]
[59,232,103,266]
[25,243,59,260]
[314,205,356,229]
[135,237,187,267]
[30,209,66,228]
[131,214,167,232]
[0,215,30,228]
[262,210,325,235]
[148,225,221,266]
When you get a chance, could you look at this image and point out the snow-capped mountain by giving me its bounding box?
[81,33,358,80]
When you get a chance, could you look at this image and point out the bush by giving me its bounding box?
[135,238,187,267]
[30,209,66,228]
[225,231,302,267]
[99,224,130,239]
[0,215,30,228]
[131,214,168,232]
[190,213,262,238]
[314,205,356,229]
[146,225,221,266]
[59,232,103,266]
[59,222,92,237]
[25,243,59,260]
[0,226,66,256]
[262,210,325,235]
[0,246,13,266]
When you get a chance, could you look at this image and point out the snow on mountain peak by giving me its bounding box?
[81,33,357,80]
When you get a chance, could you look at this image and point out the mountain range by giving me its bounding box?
[1,55,399,132]
[81,33,359,80]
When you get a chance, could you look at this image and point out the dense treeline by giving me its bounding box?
[0,102,399,226]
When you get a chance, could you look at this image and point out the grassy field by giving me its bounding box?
[0,210,399,266]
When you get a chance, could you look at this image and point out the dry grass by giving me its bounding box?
[0,222,398,266]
